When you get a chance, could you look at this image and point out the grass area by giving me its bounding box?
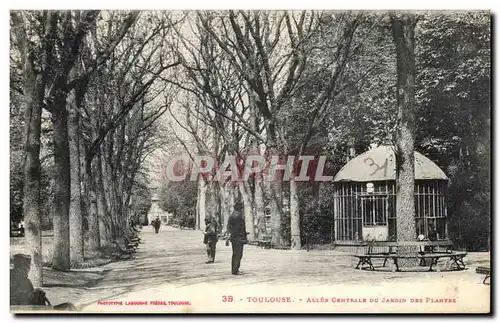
[10,230,128,297]
[10,236,54,265]
[10,231,116,268]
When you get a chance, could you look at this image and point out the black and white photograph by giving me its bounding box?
[8,8,491,313]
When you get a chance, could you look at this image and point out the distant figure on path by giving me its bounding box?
[226,202,247,275]
[203,217,219,264]
[152,217,161,234]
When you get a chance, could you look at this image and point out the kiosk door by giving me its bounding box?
[359,195,388,241]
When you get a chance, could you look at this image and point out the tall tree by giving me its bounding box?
[44,11,101,270]
[10,11,56,286]
[71,10,140,255]
[68,63,86,263]
[391,14,418,252]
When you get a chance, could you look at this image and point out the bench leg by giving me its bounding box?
[356,257,374,270]
[383,258,387,267]
[368,259,374,270]
[483,274,490,285]
[457,256,465,269]
[428,258,438,271]
[418,251,426,266]
[357,258,371,270]
[392,258,400,272]
[419,257,426,267]
[447,256,465,270]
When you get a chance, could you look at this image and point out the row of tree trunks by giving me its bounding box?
[48,11,101,271]
[198,168,267,242]
[197,178,267,240]
[193,165,305,249]
[13,11,153,277]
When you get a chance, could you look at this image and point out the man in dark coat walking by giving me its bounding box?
[226,201,247,275]
[152,216,161,234]
[203,217,219,264]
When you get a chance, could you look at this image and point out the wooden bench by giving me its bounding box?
[123,235,139,249]
[361,240,454,266]
[125,230,142,243]
[354,252,467,272]
[256,235,272,249]
[476,266,490,284]
[112,241,135,260]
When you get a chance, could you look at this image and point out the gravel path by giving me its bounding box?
[38,226,490,313]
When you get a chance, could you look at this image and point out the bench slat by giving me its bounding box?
[355,252,466,259]
[419,252,467,258]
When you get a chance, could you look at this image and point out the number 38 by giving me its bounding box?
[222,295,233,302]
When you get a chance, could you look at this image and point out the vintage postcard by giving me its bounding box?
[9,9,491,314]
